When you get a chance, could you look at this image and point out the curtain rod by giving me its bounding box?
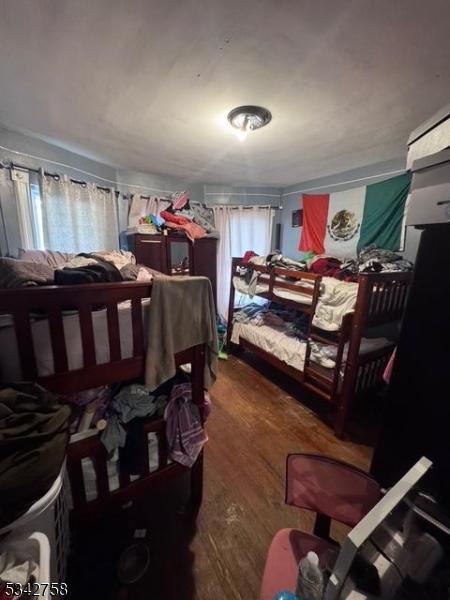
[213,204,282,210]
[205,191,281,198]
[0,161,114,194]
[0,143,177,195]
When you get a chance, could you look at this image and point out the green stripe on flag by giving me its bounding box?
[357,173,411,253]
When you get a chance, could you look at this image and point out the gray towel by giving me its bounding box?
[145,276,218,391]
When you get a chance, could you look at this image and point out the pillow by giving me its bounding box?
[0,257,54,288]
[18,249,75,268]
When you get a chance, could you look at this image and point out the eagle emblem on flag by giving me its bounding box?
[327,209,360,241]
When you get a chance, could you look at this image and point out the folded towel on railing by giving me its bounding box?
[145,276,218,391]
[164,383,211,468]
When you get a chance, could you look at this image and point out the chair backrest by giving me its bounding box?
[285,454,381,528]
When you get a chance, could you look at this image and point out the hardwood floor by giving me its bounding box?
[69,354,374,600]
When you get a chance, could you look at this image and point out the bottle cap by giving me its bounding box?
[307,551,319,566]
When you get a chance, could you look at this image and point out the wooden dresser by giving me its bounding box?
[126,233,217,303]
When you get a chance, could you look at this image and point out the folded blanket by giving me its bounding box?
[145,276,218,391]
[0,257,54,288]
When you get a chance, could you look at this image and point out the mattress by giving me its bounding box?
[232,320,393,377]
[231,322,307,372]
[0,299,151,380]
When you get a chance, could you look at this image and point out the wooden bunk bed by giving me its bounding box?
[0,280,208,524]
[227,257,412,438]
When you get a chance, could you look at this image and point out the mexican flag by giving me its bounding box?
[299,173,411,257]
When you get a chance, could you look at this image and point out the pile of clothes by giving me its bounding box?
[233,302,309,341]
[238,245,413,285]
[308,245,413,281]
[128,191,219,242]
[236,251,310,297]
[240,250,308,272]
[339,245,413,277]
[0,250,156,289]
[53,250,157,285]
[68,377,211,473]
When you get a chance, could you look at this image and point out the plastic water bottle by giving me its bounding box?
[273,592,297,600]
[296,551,324,600]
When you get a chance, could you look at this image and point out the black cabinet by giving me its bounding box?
[370,223,450,508]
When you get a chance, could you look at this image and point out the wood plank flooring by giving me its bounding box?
[70,354,374,600]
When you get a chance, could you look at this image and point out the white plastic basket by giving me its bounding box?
[0,531,51,599]
[0,464,70,588]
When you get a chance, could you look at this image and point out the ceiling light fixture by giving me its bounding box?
[227,105,272,141]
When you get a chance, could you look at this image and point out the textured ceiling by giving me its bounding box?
[0,0,449,186]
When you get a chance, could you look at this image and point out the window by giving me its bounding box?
[25,175,119,253]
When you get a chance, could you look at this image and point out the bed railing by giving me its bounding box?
[360,272,412,327]
[273,267,321,311]
[227,257,322,344]
[335,271,413,437]
[0,281,208,520]
[0,281,155,393]
[67,418,187,521]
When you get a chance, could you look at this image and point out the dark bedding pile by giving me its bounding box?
[0,250,156,289]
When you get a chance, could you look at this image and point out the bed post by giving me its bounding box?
[226,257,241,348]
[189,343,206,511]
[334,274,371,438]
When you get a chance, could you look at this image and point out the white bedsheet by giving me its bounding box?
[312,277,359,331]
[0,299,151,380]
[231,322,307,372]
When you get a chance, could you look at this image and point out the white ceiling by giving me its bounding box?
[0,0,449,186]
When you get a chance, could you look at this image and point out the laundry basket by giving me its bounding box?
[0,464,70,587]
[0,531,51,599]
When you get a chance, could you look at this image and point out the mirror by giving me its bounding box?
[169,241,190,275]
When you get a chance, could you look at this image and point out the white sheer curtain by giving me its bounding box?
[11,169,35,250]
[213,206,232,322]
[213,205,275,320]
[0,168,36,255]
[40,175,119,252]
[229,207,274,256]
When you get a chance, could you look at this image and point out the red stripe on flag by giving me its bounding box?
[299,194,329,254]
